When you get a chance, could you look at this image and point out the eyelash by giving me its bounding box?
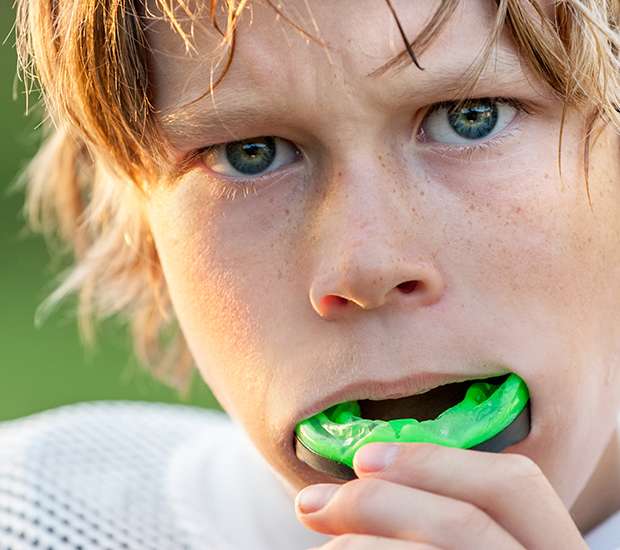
[192,96,533,202]
[419,96,531,156]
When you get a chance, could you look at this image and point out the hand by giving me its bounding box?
[294,442,588,550]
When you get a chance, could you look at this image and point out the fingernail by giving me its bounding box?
[296,484,339,514]
[354,443,399,472]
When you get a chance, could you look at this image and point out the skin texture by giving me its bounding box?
[143,0,620,545]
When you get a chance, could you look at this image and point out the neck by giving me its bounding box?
[571,425,620,534]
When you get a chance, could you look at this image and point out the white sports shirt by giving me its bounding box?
[0,402,616,549]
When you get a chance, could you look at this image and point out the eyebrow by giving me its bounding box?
[157,50,527,146]
[158,86,273,145]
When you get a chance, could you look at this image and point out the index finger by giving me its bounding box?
[352,443,585,550]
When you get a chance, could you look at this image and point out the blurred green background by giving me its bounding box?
[0,5,221,421]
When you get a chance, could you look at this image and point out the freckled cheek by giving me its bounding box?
[173,230,316,437]
[435,165,599,312]
[156,208,303,383]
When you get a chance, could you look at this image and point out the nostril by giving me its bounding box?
[396,280,419,294]
[321,295,349,308]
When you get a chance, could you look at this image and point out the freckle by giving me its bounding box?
[285,208,290,216]
[419,190,425,196]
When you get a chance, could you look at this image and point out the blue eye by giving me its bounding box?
[201,136,300,177]
[226,137,276,175]
[421,98,518,145]
[448,100,498,139]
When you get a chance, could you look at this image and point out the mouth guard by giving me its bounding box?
[295,372,530,480]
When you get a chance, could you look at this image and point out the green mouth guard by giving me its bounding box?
[295,373,530,480]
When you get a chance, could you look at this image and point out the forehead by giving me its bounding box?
[145,0,551,135]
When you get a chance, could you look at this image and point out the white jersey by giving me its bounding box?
[0,401,329,550]
[0,401,616,549]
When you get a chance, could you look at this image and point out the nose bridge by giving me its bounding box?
[307,158,445,320]
[332,165,403,257]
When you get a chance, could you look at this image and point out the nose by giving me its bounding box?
[309,257,444,320]
[308,172,445,321]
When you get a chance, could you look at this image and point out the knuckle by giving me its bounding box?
[504,453,544,483]
[336,478,383,528]
[477,453,546,508]
[465,506,494,540]
[444,500,486,533]
[340,477,382,504]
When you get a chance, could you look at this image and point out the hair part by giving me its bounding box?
[11,0,620,394]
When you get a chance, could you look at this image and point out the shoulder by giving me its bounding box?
[0,400,229,473]
[0,399,227,440]
[0,401,231,549]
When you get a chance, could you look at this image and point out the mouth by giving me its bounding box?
[294,372,530,480]
[357,374,509,422]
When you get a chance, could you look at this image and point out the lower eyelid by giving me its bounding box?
[421,123,524,158]
[199,155,305,190]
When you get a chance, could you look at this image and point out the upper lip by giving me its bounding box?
[295,369,510,426]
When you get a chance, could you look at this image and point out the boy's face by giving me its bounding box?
[144,0,620,506]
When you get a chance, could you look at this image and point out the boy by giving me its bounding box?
[3,0,619,548]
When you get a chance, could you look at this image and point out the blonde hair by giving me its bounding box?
[12,0,619,395]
